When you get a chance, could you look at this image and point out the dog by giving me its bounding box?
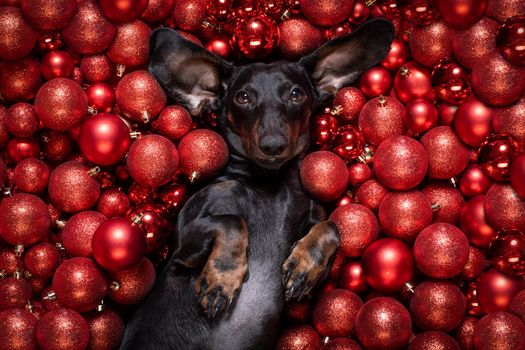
[120,19,394,350]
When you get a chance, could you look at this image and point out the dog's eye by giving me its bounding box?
[234,91,251,105]
[289,88,306,103]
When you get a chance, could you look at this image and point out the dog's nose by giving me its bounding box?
[259,135,287,156]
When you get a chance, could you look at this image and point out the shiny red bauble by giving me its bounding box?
[331,126,366,161]
[275,324,322,350]
[40,51,74,81]
[85,309,125,350]
[153,105,193,141]
[21,0,77,31]
[329,204,379,257]
[473,312,525,350]
[373,135,428,190]
[79,113,130,166]
[126,202,170,253]
[422,182,465,224]
[398,0,438,25]
[231,14,279,60]
[0,7,37,61]
[312,289,362,337]
[460,195,497,248]
[454,97,492,147]
[24,242,61,278]
[86,82,115,114]
[0,277,32,310]
[333,87,366,124]
[108,257,156,304]
[484,183,525,232]
[358,96,406,146]
[36,308,90,350]
[355,297,412,350]
[97,0,149,22]
[436,0,487,28]
[404,98,438,134]
[107,20,151,67]
[381,39,409,72]
[361,238,414,293]
[510,153,525,197]
[0,309,38,350]
[61,210,107,257]
[489,229,525,276]
[92,217,146,272]
[496,16,525,65]
[339,261,367,293]
[311,113,338,149]
[127,134,179,188]
[393,61,434,103]
[0,58,42,103]
[431,58,471,105]
[478,133,520,182]
[160,183,188,213]
[409,20,452,68]
[278,17,323,60]
[478,269,525,313]
[6,137,40,164]
[52,257,107,312]
[459,164,493,198]
[452,17,499,69]
[359,67,392,98]
[6,102,39,138]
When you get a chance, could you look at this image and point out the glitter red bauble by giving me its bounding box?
[52,257,107,312]
[484,183,525,231]
[108,257,156,304]
[358,96,406,146]
[61,211,107,258]
[431,58,471,105]
[40,51,74,81]
[0,193,50,246]
[408,331,461,350]
[24,243,61,278]
[0,7,37,61]
[97,189,131,218]
[471,52,525,106]
[393,61,434,103]
[62,0,117,55]
[231,14,279,60]
[127,134,179,188]
[20,0,76,31]
[6,103,39,138]
[0,58,42,102]
[312,289,362,338]
[373,135,428,191]
[6,137,41,163]
[410,280,466,331]
[329,204,379,257]
[355,179,389,212]
[85,309,125,350]
[153,105,193,141]
[0,308,38,350]
[379,190,433,241]
[331,125,366,161]
[473,311,525,350]
[403,98,438,134]
[496,16,525,65]
[478,269,525,313]
[511,290,525,322]
[34,78,88,132]
[36,308,90,350]
[414,223,470,278]
[97,0,148,22]
[380,38,409,72]
[359,67,392,98]
[171,0,207,31]
[355,297,412,350]
[459,165,493,198]
[178,129,229,182]
[489,228,525,276]
[339,261,367,293]
[278,17,323,60]
[325,338,362,350]
[275,324,321,350]
[116,70,167,123]
[333,87,366,124]
[460,195,497,248]
[420,126,470,179]
[455,317,478,350]
[422,183,465,224]
[0,107,9,148]
[0,248,23,276]
[409,20,452,68]
[478,133,519,182]
[107,20,151,67]
[487,0,525,23]
[85,82,115,114]
[460,245,486,280]
[42,131,73,162]
[126,202,170,253]
[79,113,130,166]
[0,277,32,310]
[451,17,499,69]
[299,0,354,27]
[141,0,175,22]
[492,98,525,149]
[510,153,525,197]
[48,161,101,213]
[361,238,414,293]
[398,0,438,25]
[80,55,113,83]
[453,97,492,147]
[347,163,371,187]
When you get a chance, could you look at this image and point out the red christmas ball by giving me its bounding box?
[359,66,392,98]
[452,17,499,69]
[398,0,438,25]
[478,269,525,313]
[355,297,412,350]
[171,0,207,31]
[379,190,433,241]
[86,82,115,114]
[0,106,9,147]
[159,183,188,213]
[204,35,233,60]
[126,202,170,253]
[42,131,73,162]
[454,97,493,147]
[0,277,32,310]
[97,189,131,218]
[393,61,434,103]
[0,58,42,102]
[410,20,452,68]
[80,55,113,83]
[278,17,323,60]
[484,183,525,231]
[420,126,470,179]
[422,182,465,224]
[6,137,41,163]
[127,134,179,188]
[36,308,89,350]
[6,103,39,138]
[487,0,525,22]
[48,161,101,213]
[24,243,61,278]
[299,0,354,26]
[97,0,148,22]
[0,193,50,246]
[478,133,519,182]
[108,257,155,304]
[323,22,353,41]
[21,0,76,31]
[107,20,151,67]
[358,96,406,146]
[431,58,471,105]
[311,113,339,148]
[436,0,487,28]
[455,317,478,350]
[510,153,525,197]
[116,70,167,123]
[61,211,107,257]
[373,135,428,191]
[460,195,497,248]
[0,7,37,61]
[347,163,371,187]
[459,164,493,197]
[348,0,370,25]
[408,331,461,350]
[361,238,414,293]
[312,289,362,337]
[460,245,486,280]
[331,125,366,161]
[381,38,409,72]
[52,257,107,312]
[329,204,379,257]
[333,87,366,124]
[403,98,438,134]
[79,113,130,166]
[473,312,525,350]
[62,0,117,55]
[85,309,125,350]
[437,102,458,126]
[275,324,321,350]
[511,290,525,322]
[340,261,367,293]
[489,229,525,276]
[231,14,279,60]
[0,308,38,350]
[0,248,24,276]
[325,338,362,350]
[153,105,192,141]
[355,179,389,212]
[141,0,175,22]
[492,98,525,150]
[496,16,525,65]
[40,51,74,81]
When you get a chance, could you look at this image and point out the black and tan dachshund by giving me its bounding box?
[120,19,394,350]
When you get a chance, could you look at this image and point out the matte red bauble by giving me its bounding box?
[489,228,525,276]
[0,7,37,61]
[275,324,321,350]
[459,164,493,197]
[92,217,146,272]
[171,0,207,31]
[0,58,42,102]
[48,161,101,213]
[6,137,40,163]
[0,193,50,246]
[473,312,525,350]
[79,113,130,166]
[333,87,366,124]
[432,58,471,105]
[299,0,354,26]
[398,0,438,25]
[435,0,487,28]
[278,17,323,60]
[6,103,39,138]
[420,126,470,179]
[116,70,167,123]
[80,55,113,83]
[40,51,74,81]
[24,242,61,278]
[361,238,414,293]
[355,297,412,350]
[496,16,525,65]
[510,153,525,197]
[97,0,148,22]
[312,289,362,337]
[478,133,519,182]
[331,126,366,161]
[410,281,466,331]
[422,182,465,224]
[108,257,156,304]
[408,331,461,350]
[359,67,392,98]
[403,99,438,134]
[52,257,107,312]
[454,97,492,147]
[126,202,170,253]
[107,20,151,67]
[61,211,107,257]
[97,189,131,218]
[492,98,525,149]
[0,308,38,350]
[373,135,428,191]
[355,179,389,213]
[477,269,525,313]
[85,309,125,350]
[451,17,499,69]
[358,96,406,146]
[86,82,115,114]
[153,105,192,141]
[409,20,452,68]
[62,0,117,55]
[0,277,32,310]
[329,204,379,257]
[36,308,89,350]
[340,261,367,293]
[231,14,279,60]
[484,183,525,231]
[393,61,434,103]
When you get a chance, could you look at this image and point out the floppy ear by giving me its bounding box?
[299,19,394,99]
[148,28,233,116]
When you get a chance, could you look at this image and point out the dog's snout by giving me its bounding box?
[259,135,287,157]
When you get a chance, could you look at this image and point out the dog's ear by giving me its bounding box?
[148,28,233,116]
[299,19,394,99]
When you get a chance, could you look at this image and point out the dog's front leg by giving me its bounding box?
[282,221,339,301]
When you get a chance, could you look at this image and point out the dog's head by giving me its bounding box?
[149,19,394,170]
